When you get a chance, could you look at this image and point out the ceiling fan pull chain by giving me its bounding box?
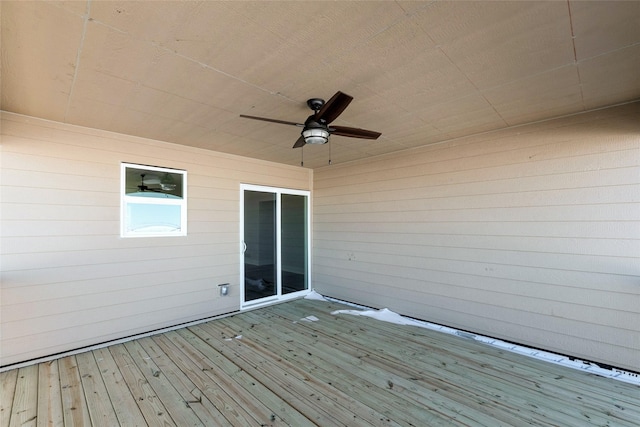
[328,139,332,165]
[301,146,304,167]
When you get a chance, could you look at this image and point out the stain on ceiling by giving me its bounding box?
[2,1,639,168]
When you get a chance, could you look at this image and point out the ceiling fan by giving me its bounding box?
[137,174,163,193]
[240,91,381,148]
[129,173,181,199]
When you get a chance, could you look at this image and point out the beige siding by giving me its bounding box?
[313,102,640,372]
[0,112,311,366]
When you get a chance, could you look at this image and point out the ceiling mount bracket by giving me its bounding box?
[306,98,325,112]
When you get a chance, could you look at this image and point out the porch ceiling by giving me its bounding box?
[1,1,639,168]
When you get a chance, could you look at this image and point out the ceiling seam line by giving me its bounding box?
[566,0,585,111]
[433,45,509,128]
[64,0,92,122]
[153,43,282,102]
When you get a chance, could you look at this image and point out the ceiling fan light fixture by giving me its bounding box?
[302,127,329,145]
[160,172,176,191]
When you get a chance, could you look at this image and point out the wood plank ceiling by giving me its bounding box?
[2,1,639,168]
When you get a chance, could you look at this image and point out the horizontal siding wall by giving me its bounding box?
[313,102,640,372]
[0,112,311,366]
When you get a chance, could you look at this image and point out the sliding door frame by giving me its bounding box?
[240,184,311,309]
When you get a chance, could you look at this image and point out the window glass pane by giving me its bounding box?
[281,194,308,294]
[125,167,184,199]
[243,190,277,302]
[126,203,182,234]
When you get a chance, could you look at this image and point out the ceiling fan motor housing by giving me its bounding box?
[304,115,326,129]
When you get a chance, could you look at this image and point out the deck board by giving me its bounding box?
[8,365,38,427]
[36,360,63,427]
[189,323,377,426]
[92,346,148,426]
[162,329,313,426]
[137,336,232,425]
[75,351,120,427]
[237,304,590,427]
[1,298,639,426]
[264,301,636,426]
[232,310,500,426]
[1,369,18,427]
[159,330,259,425]
[58,356,91,426]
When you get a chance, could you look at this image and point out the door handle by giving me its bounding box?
[242,241,247,253]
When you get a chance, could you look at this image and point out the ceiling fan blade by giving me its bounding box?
[240,114,302,127]
[315,91,353,124]
[292,135,306,148]
[330,126,381,140]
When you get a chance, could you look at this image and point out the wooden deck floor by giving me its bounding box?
[2,298,639,426]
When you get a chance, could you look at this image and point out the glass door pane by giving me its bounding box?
[281,194,308,294]
[243,190,277,302]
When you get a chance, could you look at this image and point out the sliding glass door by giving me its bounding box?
[241,185,310,308]
[242,190,277,302]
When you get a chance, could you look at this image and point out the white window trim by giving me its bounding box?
[121,163,187,238]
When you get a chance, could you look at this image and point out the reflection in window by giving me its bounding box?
[121,163,187,237]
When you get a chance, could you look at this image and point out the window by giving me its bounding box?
[121,163,187,237]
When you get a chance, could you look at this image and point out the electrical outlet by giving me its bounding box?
[218,283,229,296]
